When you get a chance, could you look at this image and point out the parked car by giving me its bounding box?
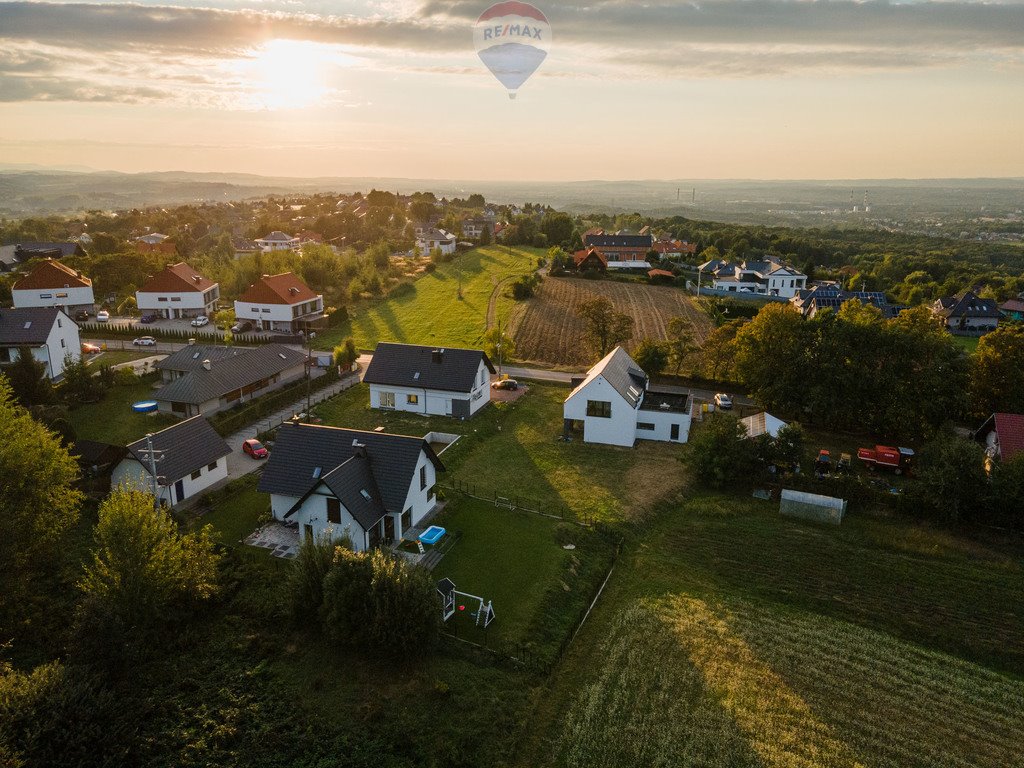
[231,320,253,333]
[491,378,519,391]
[242,439,269,459]
[74,310,90,322]
[96,310,110,322]
[139,314,157,324]
[714,393,733,410]
[190,315,210,327]
[81,342,101,354]
[132,336,156,346]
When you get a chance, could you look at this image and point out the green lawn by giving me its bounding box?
[190,477,269,546]
[519,493,1024,767]
[69,375,176,445]
[317,245,542,350]
[85,349,157,369]
[953,334,980,354]
[432,499,569,645]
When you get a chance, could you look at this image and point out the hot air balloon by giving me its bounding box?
[473,2,551,99]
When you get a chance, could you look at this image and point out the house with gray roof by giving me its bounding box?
[932,289,1001,335]
[258,423,445,550]
[563,346,691,447]
[363,342,495,419]
[0,307,80,380]
[110,416,231,507]
[701,256,807,298]
[153,343,307,418]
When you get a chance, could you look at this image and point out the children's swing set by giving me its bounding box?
[436,577,495,628]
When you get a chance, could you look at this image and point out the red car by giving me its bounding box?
[242,439,268,459]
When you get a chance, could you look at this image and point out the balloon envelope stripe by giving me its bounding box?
[477,1,548,23]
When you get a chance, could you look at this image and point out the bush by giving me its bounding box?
[424,262,437,273]
[287,534,341,623]
[687,413,757,490]
[388,281,415,299]
[113,367,138,386]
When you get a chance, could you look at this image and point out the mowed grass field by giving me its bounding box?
[509,276,714,366]
[69,374,176,445]
[520,494,1024,768]
[318,245,541,351]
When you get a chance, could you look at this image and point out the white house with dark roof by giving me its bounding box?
[363,342,495,419]
[563,346,691,447]
[932,289,1001,335]
[701,257,807,298]
[258,423,445,549]
[12,259,95,315]
[153,343,308,417]
[415,228,456,256]
[255,231,300,252]
[234,272,324,333]
[0,307,80,380]
[136,262,220,320]
[111,416,231,507]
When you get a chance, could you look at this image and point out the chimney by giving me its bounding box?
[202,359,211,371]
[432,348,443,364]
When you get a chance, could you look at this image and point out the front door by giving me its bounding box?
[384,516,395,544]
[670,423,680,441]
[174,479,185,503]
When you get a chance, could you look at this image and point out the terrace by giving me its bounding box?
[640,389,691,414]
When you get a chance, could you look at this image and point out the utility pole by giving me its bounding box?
[497,318,503,377]
[305,324,313,418]
[139,433,164,510]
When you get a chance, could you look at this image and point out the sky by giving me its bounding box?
[1,0,1023,181]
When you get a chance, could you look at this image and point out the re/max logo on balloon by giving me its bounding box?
[482,24,544,41]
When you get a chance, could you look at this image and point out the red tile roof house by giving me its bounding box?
[234,272,324,333]
[12,259,95,315]
[976,413,1024,473]
[136,262,220,320]
[573,248,607,272]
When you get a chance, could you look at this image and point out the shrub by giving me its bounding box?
[388,281,415,299]
[424,262,437,273]
[287,534,342,623]
[687,413,757,490]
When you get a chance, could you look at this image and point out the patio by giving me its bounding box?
[244,521,300,559]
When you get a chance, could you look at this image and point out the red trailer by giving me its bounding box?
[856,445,914,474]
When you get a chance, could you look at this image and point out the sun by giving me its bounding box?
[243,39,341,110]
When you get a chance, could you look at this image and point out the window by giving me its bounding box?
[158,297,168,302]
[56,292,67,298]
[380,391,396,409]
[57,318,62,328]
[586,400,612,418]
[401,508,412,533]
[327,497,341,524]
[480,369,486,386]
[171,297,181,302]
[40,293,52,299]
[190,469,202,480]
[261,308,271,313]
[420,465,427,490]
[207,461,218,471]
[637,422,655,431]
[60,339,65,348]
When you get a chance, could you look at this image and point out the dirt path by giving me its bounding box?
[486,274,522,331]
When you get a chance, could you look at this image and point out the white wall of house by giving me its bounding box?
[255,238,299,252]
[137,290,217,319]
[563,376,638,447]
[111,456,228,507]
[368,360,491,418]
[416,235,456,255]
[398,452,438,530]
[156,363,306,418]
[13,284,95,313]
[44,311,81,379]
[233,297,324,332]
[635,408,691,444]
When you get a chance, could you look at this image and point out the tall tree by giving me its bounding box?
[6,348,54,407]
[686,413,757,489]
[633,338,668,376]
[577,297,634,359]
[665,317,696,375]
[970,325,1024,418]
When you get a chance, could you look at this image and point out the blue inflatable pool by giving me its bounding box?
[132,400,158,413]
[418,526,446,545]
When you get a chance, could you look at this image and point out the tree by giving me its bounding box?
[970,325,1024,418]
[540,212,574,247]
[665,317,696,375]
[912,433,989,523]
[577,297,634,359]
[60,355,103,404]
[0,375,82,620]
[686,413,757,490]
[288,533,342,622]
[77,487,219,648]
[333,337,358,370]
[6,347,54,407]
[116,295,137,317]
[467,193,485,208]
[483,325,515,367]
[478,224,492,246]
[991,455,1024,529]
[773,422,805,472]
[633,338,668,376]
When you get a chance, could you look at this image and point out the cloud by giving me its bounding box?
[0,0,1022,104]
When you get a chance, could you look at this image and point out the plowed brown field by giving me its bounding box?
[509,277,713,366]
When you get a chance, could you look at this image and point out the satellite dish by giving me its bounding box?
[473,2,551,99]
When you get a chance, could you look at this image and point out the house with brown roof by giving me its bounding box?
[976,413,1024,473]
[135,262,220,320]
[233,272,324,333]
[573,248,607,272]
[12,259,95,315]
[999,299,1024,322]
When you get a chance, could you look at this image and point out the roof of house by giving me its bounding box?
[138,262,217,294]
[232,238,259,251]
[154,344,307,405]
[257,231,298,243]
[14,242,82,258]
[1000,299,1024,314]
[71,439,126,467]
[741,412,788,439]
[585,233,654,249]
[156,344,247,373]
[648,269,674,278]
[13,259,92,291]
[934,289,1001,319]
[258,423,444,516]
[316,451,388,530]
[417,228,456,242]
[977,413,1024,462]
[363,342,495,393]
[124,416,231,483]
[0,307,65,345]
[568,346,647,408]
[573,248,607,267]
[237,272,319,305]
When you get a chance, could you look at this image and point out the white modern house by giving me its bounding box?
[700,257,807,298]
[0,307,80,380]
[135,232,169,245]
[136,262,220,320]
[258,423,445,550]
[416,228,456,256]
[255,231,300,252]
[12,259,95,316]
[234,272,324,333]
[363,342,495,419]
[110,416,231,507]
[563,347,691,447]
